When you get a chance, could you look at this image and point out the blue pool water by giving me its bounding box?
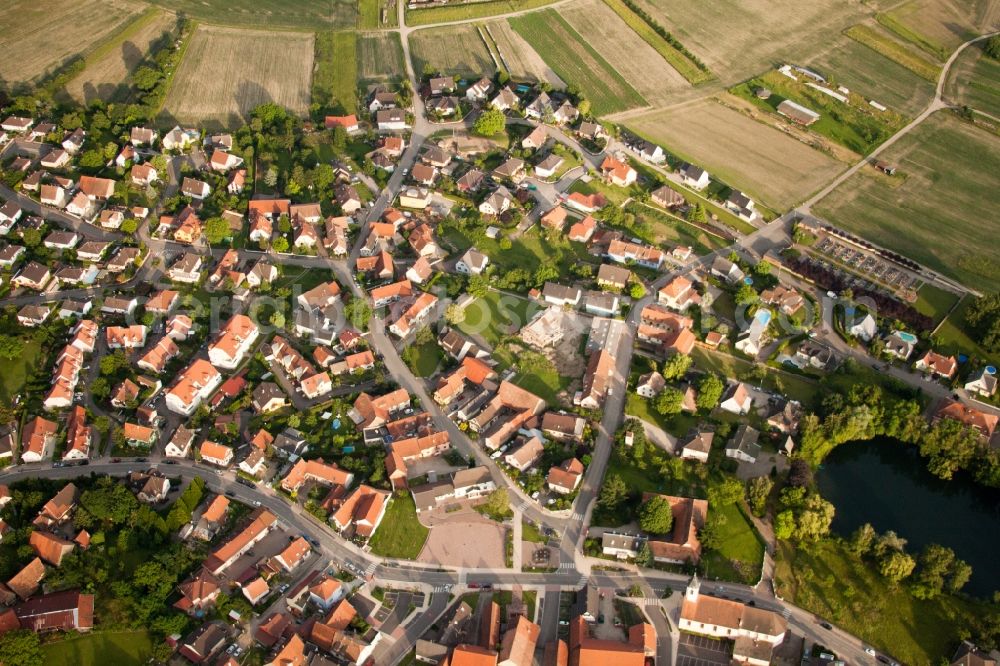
[897,331,918,343]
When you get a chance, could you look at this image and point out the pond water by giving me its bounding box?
[816,437,1000,598]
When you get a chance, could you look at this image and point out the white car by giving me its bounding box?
[864,648,876,657]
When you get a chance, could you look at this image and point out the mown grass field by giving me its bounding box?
[314,31,358,114]
[457,290,541,346]
[913,283,960,325]
[845,23,941,82]
[629,0,880,83]
[701,502,765,585]
[876,0,990,60]
[0,338,41,407]
[148,0,356,29]
[731,69,908,154]
[160,25,313,125]
[814,111,1000,293]
[63,8,177,104]
[405,0,558,26]
[369,493,429,559]
[0,0,145,86]
[776,539,994,666]
[934,295,1000,366]
[410,24,496,79]
[484,21,563,85]
[562,0,689,105]
[945,42,1000,119]
[41,630,154,666]
[509,10,646,116]
[806,35,935,116]
[600,0,711,84]
[627,99,844,210]
[357,32,406,82]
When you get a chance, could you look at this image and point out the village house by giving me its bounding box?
[915,350,958,379]
[720,382,753,415]
[680,164,710,190]
[165,359,223,416]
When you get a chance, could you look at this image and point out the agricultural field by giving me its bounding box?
[509,10,646,115]
[405,0,558,26]
[63,9,178,104]
[844,23,941,81]
[731,69,909,154]
[625,202,729,256]
[945,42,1000,119]
[41,630,154,666]
[410,25,496,79]
[627,99,845,210]
[562,0,689,105]
[806,36,935,116]
[148,0,356,29]
[359,0,398,28]
[314,31,358,114]
[814,112,1000,293]
[484,21,564,86]
[357,32,407,83]
[0,0,145,87]
[628,0,882,83]
[876,0,993,60]
[160,25,313,126]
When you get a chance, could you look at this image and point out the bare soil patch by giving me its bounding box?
[418,510,506,569]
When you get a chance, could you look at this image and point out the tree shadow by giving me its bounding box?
[235,79,274,126]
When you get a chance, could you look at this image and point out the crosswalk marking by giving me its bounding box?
[433,585,449,592]
[558,562,575,570]
[641,598,661,607]
[516,501,529,512]
[576,574,589,587]
[571,512,583,521]
[364,562,377,577]
[458,571,466,586]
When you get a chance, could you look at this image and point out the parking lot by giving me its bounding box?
[676,633,733,666]
[815,236,918,291]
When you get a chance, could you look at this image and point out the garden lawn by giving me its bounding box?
[41,630,154,666]
[775,539,992,666]
[626,202,729,256]
[494,342,574,407]
[457,290,539,346]
[369,493,429,559]
[700,501,764,585]
[404,339,444,378]
[691,347,821,409]
[522,520,546,543]
[913,283,959,325]
[625,392,698,438]
[934,295,1000,366]
[0,338,41,405]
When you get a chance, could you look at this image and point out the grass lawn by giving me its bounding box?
[934,295,1000,366]
[913,283,960,325]
[494,341,574,407]
[41,630,154,666]
[0,338,41,405]
[457,290,540,347]
[404,339,444,378]
[369,492,429,559]
[691,347,821,409]
[626,202,729,256]
[701,501,765,585]
[522,520,546,543]
[775,539,993,665]
[814,112,1000,293]
[509,9,646,115]
[625,392,699,438]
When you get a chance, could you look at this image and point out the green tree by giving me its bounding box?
[467,274,490,298]
[753,260,772,276]
[473,108,506,137]
[272,236,289,253]
[696,374,724,410]
[345,298,373,330]
[0,335,22,360]
[735,282,758,305]
[635,540,652,566]
[445,304,466,325]
[481,488,510,519]
[21,228,41,249]
[629,283,646,299]
[661,353,692,380]
[746,476,772,516]
[985,34,1000,59]
[203,217,230,245]
[638,495,674,534]
[533,264,559,287]
[598,473,628,511]
[653,387,683,416]
[848,522,877,555]
[879,550,916,584]
[132,66,160,91]
[687,203,706,223]
[269,311,286,328]
[0,630,42,666]
[709,478,743,506]
[774,510,795,540]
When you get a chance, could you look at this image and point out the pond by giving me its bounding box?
[816,437,1000,598]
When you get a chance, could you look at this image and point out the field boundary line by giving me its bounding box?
[152,19,198,121]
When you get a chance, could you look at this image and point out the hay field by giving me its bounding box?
[945,42,1000,118]
[64,9,177,103]
[628,0,881,83]
[509,10,646,115]
[877,0,996,60]
[358,33,406,82]
[161,26,313,125]
[562,0,689,104]
[314,32,357,114]
[409,25,496,79]
[627,99,844,210]
[485,21,564,86]
[0,0,145,87]
[806,36,935,116]
[148,0,356,29]
[814,112,1000,292]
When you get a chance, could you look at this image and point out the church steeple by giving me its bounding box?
[685,573,700,602]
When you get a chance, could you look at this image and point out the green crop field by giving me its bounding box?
[410,24,496,78]
[815,111,1000,293]
[314,31,358,114]
[946,42,1000,119]
[357,32,406,82]
[405,0,558,26]
[806,36,935,116]
[731,69,908,154]
[845,23,941,82]
[509,10,646,116]
[148,0,356,29]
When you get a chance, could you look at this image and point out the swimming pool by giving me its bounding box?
[755,309,772,325]
[897,331,918,343]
